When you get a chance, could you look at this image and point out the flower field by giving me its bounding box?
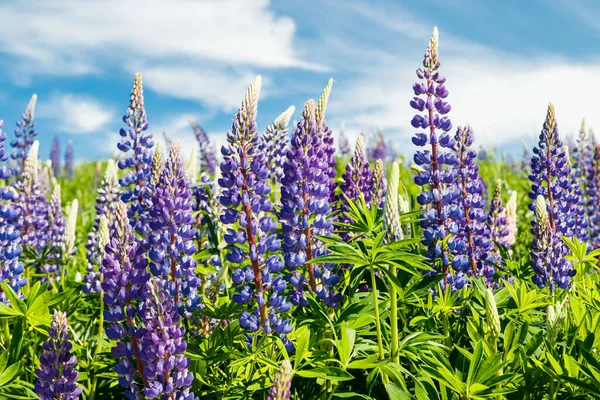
[1,26,600,399]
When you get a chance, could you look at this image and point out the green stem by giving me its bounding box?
[370,267,388,384]
[443,313,451,348]
[2,319,8,344]
[389,265,399,365]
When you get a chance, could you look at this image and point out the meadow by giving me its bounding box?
[0,26,599,399]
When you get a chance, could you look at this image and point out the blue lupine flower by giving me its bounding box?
[10,94,37,174]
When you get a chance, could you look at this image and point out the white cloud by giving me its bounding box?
[39,94,114,134]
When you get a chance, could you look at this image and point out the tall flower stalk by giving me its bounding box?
[588,146,600,248]
[267,360,293,400]
[189,120,217,177]
[50,135,61,178]
[411,27,459,287]
[117,73,155,235]
[35,310,82,400]
[280,100,338,307]
[315,79,337,202]
[370,159,386,209]
[218,76,291,338]
[11,94,38,174]
[65,141,74,180]
[260,105,295,188]
[487,181,509,255]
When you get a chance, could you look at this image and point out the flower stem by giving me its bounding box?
[370,267,388,384]
[389,264,399,365]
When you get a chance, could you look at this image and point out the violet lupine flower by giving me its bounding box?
[336,135,372,220]
[35,310,82,400]
[267,360,293,400]
[10,94,38,174]
[368,129,387,161]
[102,201,150,399]
[452,126,492,286]
[162,131,173,148]
[0,120,25,304]
[338,125,351,157]
[39,185,65,284]
[588,145,600,248]
[487,181,510,265]
[189,120,217,177]
[504,191,517,246]
[148,141,201,315]
[531,195,574,290]
[12,141,50,250]
[260,106,295,188]
[50,135,61,179]
[117,73,155,235]
[411,27,461,287]
[84,160,121,294]
[315,79,337,202]
[218,76,291,338]
[39,162,52,196]
[370,159,386,209]
[141,279,197,399]
[528,104,575,289]
[573,120,594,241]
[280,100,339,308]
[562,145,588,242]
[65,140,74,180]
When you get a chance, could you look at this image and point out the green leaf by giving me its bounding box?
[0,363,19,387]
[295,367,354,382]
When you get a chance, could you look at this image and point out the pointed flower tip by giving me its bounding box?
[316,79,334,125]
[26,94,38,120]
[274,105,296,130]
[535,195,547,221]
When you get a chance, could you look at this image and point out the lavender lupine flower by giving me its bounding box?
[35,310,82,400]
[280,100,339,308]
[0,120,25,303]
[39,185,66,284]
[62,199,78,258]
[260,105,295,187]
[368,129,387,161]
[504,191,517,246]
[267,360,293,400]
[117,73,155,235]
[316,79,337,202]
[411,27,461,287]
[83,216,109,294]
[11,94,38,173]
[218,76,291,337]
[39,162,53,196]
[370,159,386,209]
[588,146,600,248]
[102,202,150,399]
[337,135,372,219]
[13,141,50,249]
[452,126,492,285]
[148,141,201,315]
[562,145,588,242]
[84,160,121,294]
[338,125,351,157]
[189,120,217,176]
[65,140,74,180]
[531,195,574,290]
[529,105,575,289]
[50,135,61,178]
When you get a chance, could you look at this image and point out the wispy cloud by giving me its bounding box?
[39,94,114,134]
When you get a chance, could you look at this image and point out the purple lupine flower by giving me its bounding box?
[84,160,120,294]
[528,104,575,289]
[140,279,196,399]
[50,135,61,179]
[315,79,337,202]
[504,191,518,247]
[452,126,492,286]
[337,135,372,216]
[189,120,217,176]
[117,73,155,236]
[410,27,461,288]
[573,120,593,241]
[0,120,25,304]
[102,201,150,398]
[531,196,574,290]
[487,181,509,252]
[338,125,351,157]
[280,100,339,308]
[368,129,387,161]
[162,131,173,148]
[370,159,386,209]
[588,145,600,248]
[148,141,201,315]
[35,310,82,400]
[39,185,65,285]
[65,140,74,181]
[267,359,293,400]
[12,141,50,250]
[39,162,52,196]
[10,94,37,174]
[260,105,295,188]
[218,76,291,338]
[562,146,588,242]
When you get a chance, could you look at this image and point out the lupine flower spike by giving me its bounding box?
[260,105,295,187]
[267,360,293,400]
[50,135,61,178]
[368,129,387,161]
[35,310,82,400]
[411,27,460,289]
[189,120,217,177]
[219,76,292,339]
[370,159,386,209]
[562,145,588,242]
[0,120,25,304]
[504,191,517,246]
[65,141,74,180]
[338,124,351,157]
[11,94,38,173]
[280,99,339,307]
[588,146,600,248]
[316,79,337,201]
[487,181,509,253]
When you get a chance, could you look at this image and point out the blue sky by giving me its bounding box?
[0,0,597,162]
